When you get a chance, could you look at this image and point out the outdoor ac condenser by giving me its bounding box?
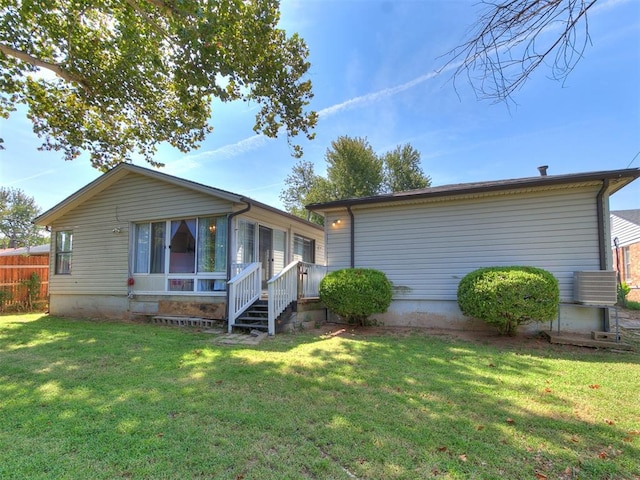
[573,271,617,305]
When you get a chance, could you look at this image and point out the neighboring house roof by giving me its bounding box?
[611,209,640,226]
[611,209,640,247]
[0,244,50,256]
[307,168,640,211]
[34,162,322,230]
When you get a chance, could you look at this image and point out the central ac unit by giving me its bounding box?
[573,271,617,305]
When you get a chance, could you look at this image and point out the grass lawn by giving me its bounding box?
[0,314,639,479]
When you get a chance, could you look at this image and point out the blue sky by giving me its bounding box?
[1,0,639,214]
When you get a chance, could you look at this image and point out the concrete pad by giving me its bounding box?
[216,332,267,345]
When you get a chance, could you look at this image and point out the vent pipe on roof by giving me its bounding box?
[537,165,549,176]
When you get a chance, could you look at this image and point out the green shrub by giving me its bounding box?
[319,268,392,326]
[626,300,640,311]
[0,289,12,312]
[617,282,631,306]
[457,266,559,336]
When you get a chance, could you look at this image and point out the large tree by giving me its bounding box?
[325,136,383,200]
[0,0,317,170]
[280,136,431,224]
[445,0,599,102]
[0,188,48,249]
[382,144,431,193]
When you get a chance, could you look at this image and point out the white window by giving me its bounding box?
[293,234,315,263]
[55,230,73,274]
[623,246,631,282]
[133,216,227,292]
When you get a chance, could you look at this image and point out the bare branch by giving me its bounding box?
[442,0,599,102]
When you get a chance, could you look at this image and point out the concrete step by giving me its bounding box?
[591,331,621,342]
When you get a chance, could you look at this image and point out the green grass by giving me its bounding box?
[1,314,639,479]
[625,300,640,311]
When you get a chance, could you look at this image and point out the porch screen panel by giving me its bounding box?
[134,223,150,273]
[150,222,165,273]
[236,220,255,265]
[197,216,227,273]
[169,219,196,273]
[273,229,286,273]
[293,234,315,263]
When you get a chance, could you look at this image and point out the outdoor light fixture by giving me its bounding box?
[112,227,121,234]
[331,219,342,227]
[209,224,216,233]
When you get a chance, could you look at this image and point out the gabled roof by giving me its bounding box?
[611,209,640,226]
[34,162,321,229]
[307,168,640,211]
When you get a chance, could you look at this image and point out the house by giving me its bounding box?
[611,209,640,302]
[308,167,640,333]
[34,163,326,334]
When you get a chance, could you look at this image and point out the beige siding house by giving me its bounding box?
[309,168,640,333]
[35,163,325,326]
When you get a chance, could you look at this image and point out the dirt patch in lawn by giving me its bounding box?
[312,312,640,352]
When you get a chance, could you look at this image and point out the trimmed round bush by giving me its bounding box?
[319,268,392,326]
[457,266,559,335]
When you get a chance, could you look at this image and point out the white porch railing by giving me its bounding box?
[227,262,261,333]
[267,260,300,336]
[299,262,327,298]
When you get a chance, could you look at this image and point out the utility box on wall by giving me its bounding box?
[573,271,617,305]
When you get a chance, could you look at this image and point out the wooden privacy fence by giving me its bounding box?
[0,254,49,310]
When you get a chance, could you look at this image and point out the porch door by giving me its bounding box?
[259,226,273,289]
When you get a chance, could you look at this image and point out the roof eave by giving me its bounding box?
[306,168,640,212]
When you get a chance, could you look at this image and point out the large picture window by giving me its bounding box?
[55,230,73,274]
[133,216,227,292]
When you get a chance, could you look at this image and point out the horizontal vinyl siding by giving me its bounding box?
[49,172,234,295]
[325,212,351,270]
[610,215,640,247]
[349,187,601,302]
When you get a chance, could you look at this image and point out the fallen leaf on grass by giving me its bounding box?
[543,388,552,393]
[628,430,640,436]
[156,432,164,438]
[604,419,614,425]
[598,451,608,459]
[535,472,548,480]
[476,425,485,431]
[570,436,579,443]
[506,418,515,424]
[436,446,448,452]
[589,384,601,389]
[458,454,468,462]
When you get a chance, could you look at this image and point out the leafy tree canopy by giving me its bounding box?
[0,0,317,170]
[0,187,49,249]
[280,136,431,225]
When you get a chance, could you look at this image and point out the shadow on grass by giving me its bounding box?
[0,315,638,479]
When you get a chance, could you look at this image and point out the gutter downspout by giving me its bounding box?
[596,179,610,330]
[225,199,252,320]
[347,205,355,268]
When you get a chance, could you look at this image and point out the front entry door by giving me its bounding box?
[259,226,273,289]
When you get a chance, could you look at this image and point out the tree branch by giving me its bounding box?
[0,43,91,93]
